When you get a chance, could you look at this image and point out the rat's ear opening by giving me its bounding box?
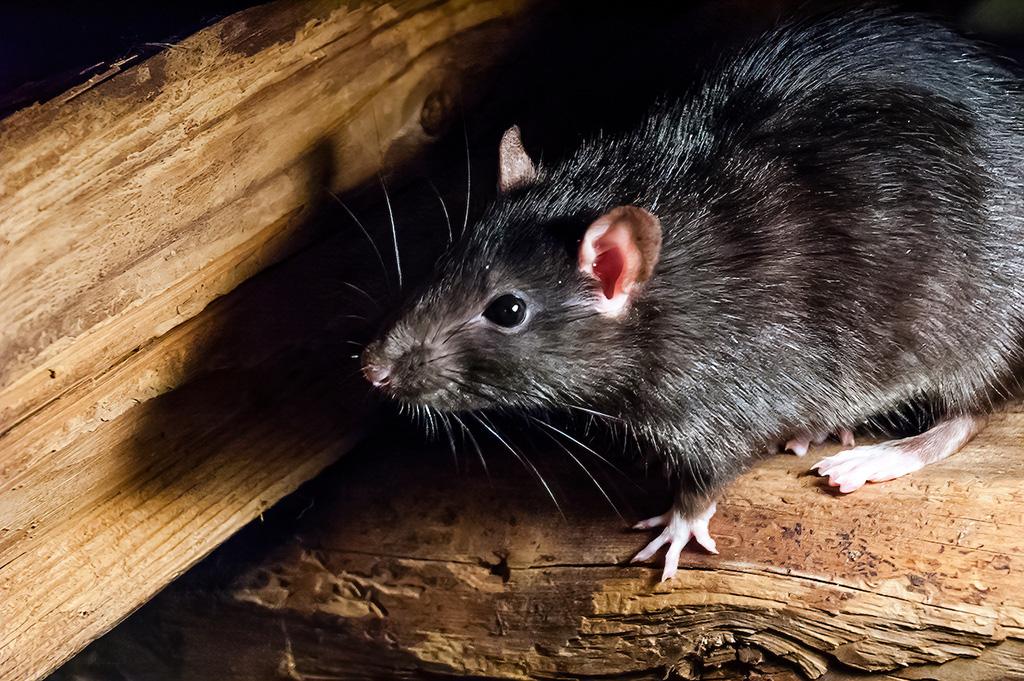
[498,125,537,193]
[578,206,663,317]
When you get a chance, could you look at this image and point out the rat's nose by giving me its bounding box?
[361,360,392,388]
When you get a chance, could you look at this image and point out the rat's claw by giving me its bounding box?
[631,502,718,581]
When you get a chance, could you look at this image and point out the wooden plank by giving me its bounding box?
[0,226,377,681]
[57,405,1024,680]
[0,1,543,678]
[0,0,535,435]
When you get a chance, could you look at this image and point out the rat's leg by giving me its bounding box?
[812,414,983,493]
[630,465,725,582]
[784,427,855,456]
[631,436,757,581]
[631,499,718,581]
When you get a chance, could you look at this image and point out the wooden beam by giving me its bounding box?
[0,0,534,434]
[0,1,542,679]
[58,406,1024,680]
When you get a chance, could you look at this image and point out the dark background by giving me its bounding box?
[0,3,253,117]
[4,1,1024,122]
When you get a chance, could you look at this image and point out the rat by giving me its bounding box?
[360,10,1024,581]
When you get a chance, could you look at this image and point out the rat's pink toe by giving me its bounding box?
[788,428,855,457]
[692,526,718,554]
[632,511,671,530]
[785,437,810,456]
[631,530,670,563]
[813,416,980,493]
[661,541,685,581]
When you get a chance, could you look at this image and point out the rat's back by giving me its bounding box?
[601,10,1024,428]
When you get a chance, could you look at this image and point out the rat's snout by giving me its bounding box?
[360,341,394,388]
[361,337,448,402]
[361,359,392,388]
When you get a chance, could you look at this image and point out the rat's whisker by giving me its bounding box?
[441,318,475,345]
[458,376,546,406]
[439,374,493,405]
[339,281,382,310]
[379,174,403,290]
[416,404,430,439]
[461,118,471,236]
[529,415,643,489]
[426,179,453,245]
[538,424,625,523]
[473,412,563,518]
[562,403,622,422]
[425,405,438,440]
[340,366,368,383]
[325,189,391,292]
[438,412,459,472]
[453,413,489,478]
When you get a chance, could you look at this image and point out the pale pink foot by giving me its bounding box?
[784,428,855,456]
[812,415,982,493]
[631,502,718,581]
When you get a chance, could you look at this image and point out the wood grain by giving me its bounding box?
[59,405,1024,680]
[0,0,534,435]
[0,1,540,678]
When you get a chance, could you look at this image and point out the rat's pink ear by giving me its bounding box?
[578,206,663,316]
[498,125,537,193]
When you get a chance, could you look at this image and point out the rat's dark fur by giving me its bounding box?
[363,11,1024,517]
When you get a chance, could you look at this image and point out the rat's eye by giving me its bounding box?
[483,293,527,327]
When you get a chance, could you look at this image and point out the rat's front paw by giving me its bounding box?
[630,502,718,581]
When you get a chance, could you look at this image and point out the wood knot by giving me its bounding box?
[420,88,454,137]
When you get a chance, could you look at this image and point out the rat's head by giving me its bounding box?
[361,126,662,414]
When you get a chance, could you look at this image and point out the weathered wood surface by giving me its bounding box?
[0,0,535,434]
[0,1,542,678]
[58,406,1024,680]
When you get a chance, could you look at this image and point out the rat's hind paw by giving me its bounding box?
[631,502,718,581]
[784,427,855,456]
[812,444,924,493]
[812,415,982,493]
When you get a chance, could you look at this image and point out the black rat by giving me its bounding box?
[360,10,1024,581]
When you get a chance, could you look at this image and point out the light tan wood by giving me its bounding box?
[0,0,533,435]
[0,232,379,681]
[60,405,1024,680]
[0,1,541,679]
